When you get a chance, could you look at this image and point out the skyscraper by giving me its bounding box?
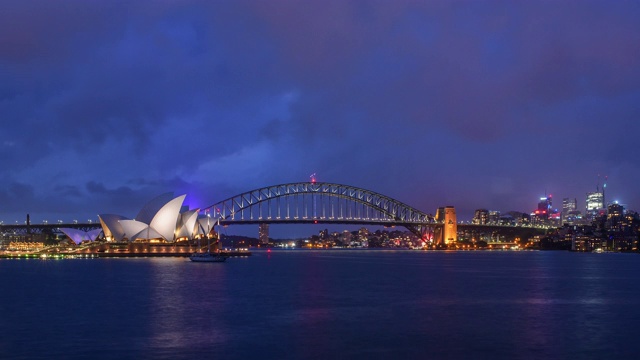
[537,196,552,217]
[562,198,577,223]
[607,202,624,227]
[532,195,552,224]
[258,223,269,244]
[586,191,604,217]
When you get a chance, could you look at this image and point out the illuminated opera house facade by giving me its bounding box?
[97,193,215,243]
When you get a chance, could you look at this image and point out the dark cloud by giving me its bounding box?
[0,181,35,204]
[1,1,639,230]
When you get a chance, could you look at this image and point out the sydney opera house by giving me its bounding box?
[1,193,238,258]
[60,193,213,244]
[96,193,216,243]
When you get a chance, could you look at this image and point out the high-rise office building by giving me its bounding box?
[258,223,269,244]
[533,195,552,224]
[472,209,489,225]
[537,196,552,217]
[586,191,604,216]
[607,203,624,227]
[562,198,577,213]
[562,198,577,223]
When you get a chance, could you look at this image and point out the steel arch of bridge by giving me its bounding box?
[204,182,435,237]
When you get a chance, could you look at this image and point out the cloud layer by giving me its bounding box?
[1,1,639,230]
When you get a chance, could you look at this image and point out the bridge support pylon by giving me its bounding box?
[435,206,457,247]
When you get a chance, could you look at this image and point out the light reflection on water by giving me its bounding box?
[1,251,640,359]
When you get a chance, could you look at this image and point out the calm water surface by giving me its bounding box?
[1,250,639,359]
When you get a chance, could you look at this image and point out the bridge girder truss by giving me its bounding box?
[204,182,434,237]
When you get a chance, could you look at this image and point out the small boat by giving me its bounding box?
[190,252,227,262]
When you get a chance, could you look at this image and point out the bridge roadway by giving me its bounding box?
[219,217,424,227]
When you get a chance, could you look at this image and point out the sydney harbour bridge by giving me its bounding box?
[1,181,547,244]
[203,182,436,240]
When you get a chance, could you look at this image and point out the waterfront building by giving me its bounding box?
[488,210,501,224]
[506,211,530,226]
[571,233,601,252]
[98,193,212,243]
[259,223,269,244]
[7,241,45,251]
[358,227,369,241]
[341,230,352,246]
[498,213,515,226]
[472,209,489,225]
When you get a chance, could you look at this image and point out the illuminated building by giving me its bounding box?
[259,223,269,244]
[538,196,552,218]
[99,193,212,243]
[8,241,45,251]
[358,227,369,241]
[607,203,624,228]
[98,214,128,241]
[562,198,576,222]
[488,210,501,224]
[342,230,352,246]
[473,209,488,225]
[507,211,530,226]
[586,191,604,217]
[59,228,102,244]
[532,195,552,224]
[571,233,601,252]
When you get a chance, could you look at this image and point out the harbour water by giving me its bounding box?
[1,250,640,359]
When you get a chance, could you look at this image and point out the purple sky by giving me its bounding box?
[1,1,639,235]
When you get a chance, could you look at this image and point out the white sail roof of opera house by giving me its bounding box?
[177,209,200,239]
[197,217,216,236]
[135,192,175,224]
[60,228,103,244]
[119,219,150,241]
[98,214,128,242]
[130,226,164,242]
[99,193,208,242]
[149,194,187,241]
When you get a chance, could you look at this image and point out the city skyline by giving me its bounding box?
[2,1,640,231]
